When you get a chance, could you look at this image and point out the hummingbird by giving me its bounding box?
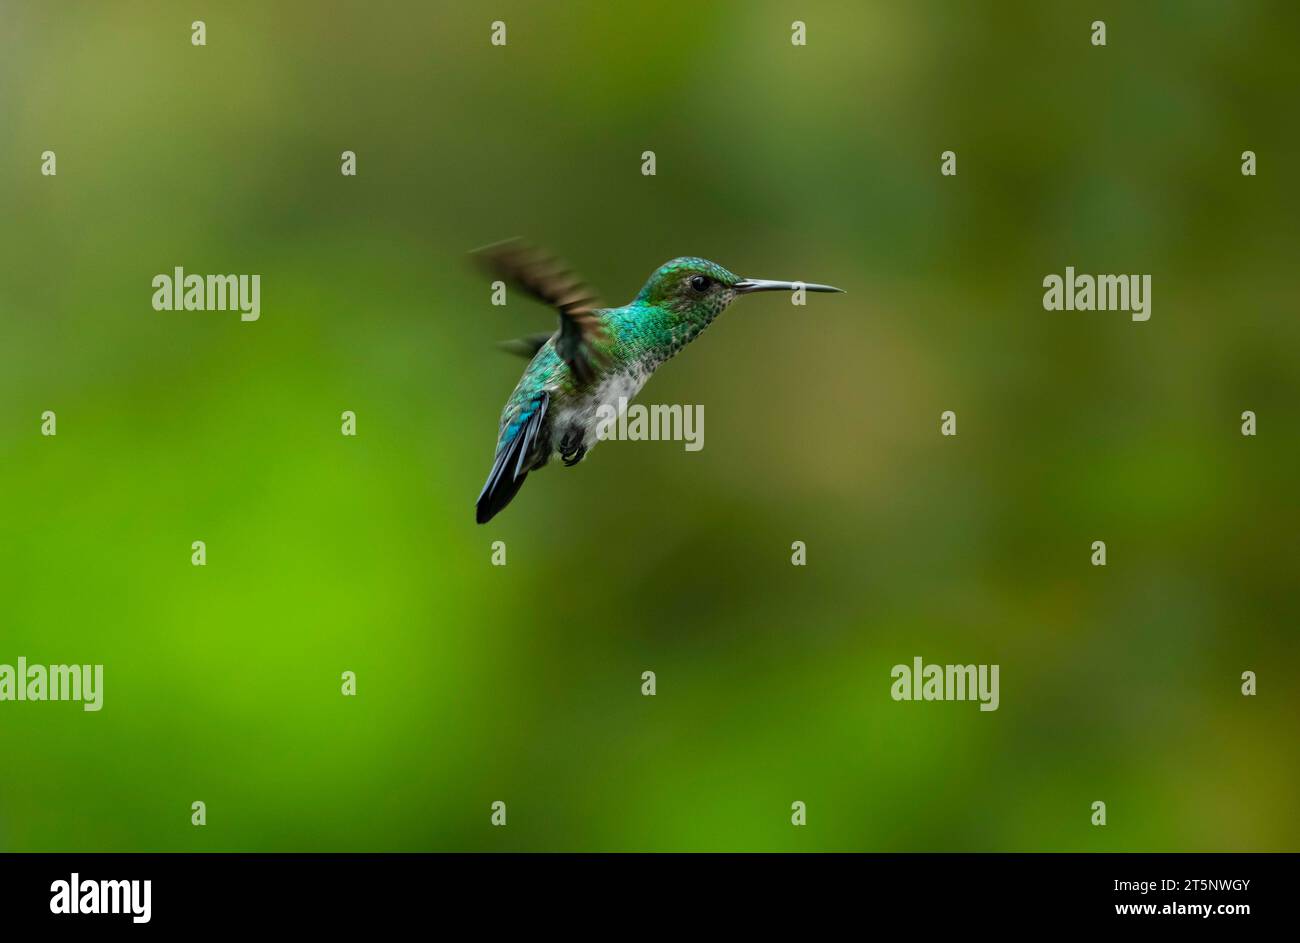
[474,240,844,524]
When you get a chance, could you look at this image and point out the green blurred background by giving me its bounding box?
[1,1,1296,851]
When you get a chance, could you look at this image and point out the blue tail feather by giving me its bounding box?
[475,394,549,524]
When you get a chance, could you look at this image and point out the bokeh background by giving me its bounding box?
[1,0,1296,851]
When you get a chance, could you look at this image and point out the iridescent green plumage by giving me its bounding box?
[475,243,842,523]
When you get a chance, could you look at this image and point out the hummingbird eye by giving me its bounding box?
[689,275,711,292]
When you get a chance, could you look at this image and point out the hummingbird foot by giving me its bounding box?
[558,428,587,466]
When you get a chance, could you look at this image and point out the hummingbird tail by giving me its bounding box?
[475,465,529,524]
[475,393,549,525]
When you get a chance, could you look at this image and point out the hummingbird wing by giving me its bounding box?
[497,332,554,360]
[475,239,610,384]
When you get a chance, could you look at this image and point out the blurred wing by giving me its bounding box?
[497,332,554,360]
[475,239,610,384]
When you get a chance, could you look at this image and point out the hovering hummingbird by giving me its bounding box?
[474,240,844,523]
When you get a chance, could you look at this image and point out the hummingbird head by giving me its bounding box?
[634,257,844,324]
[634,257,742,314]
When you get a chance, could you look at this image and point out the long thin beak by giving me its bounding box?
[733,277,844,295]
